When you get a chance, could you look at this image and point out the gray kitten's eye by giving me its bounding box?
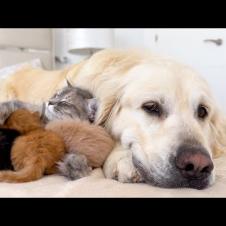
[51,94,58,99]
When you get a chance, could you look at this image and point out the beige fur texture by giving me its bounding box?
[0,62,84,104]
[46,119,115,168]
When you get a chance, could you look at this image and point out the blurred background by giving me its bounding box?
[0,28,225,110]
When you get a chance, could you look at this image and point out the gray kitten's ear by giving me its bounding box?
[87,98,98,112]
[86,98,98,123]
[66,79,74,88]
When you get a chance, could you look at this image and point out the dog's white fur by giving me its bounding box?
[1,49,226,187]
[72,49,226,187]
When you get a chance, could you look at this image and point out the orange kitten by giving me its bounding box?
[0,109,65,183]
[46,119,115,180]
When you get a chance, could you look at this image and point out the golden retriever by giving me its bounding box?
[1,49,226,189]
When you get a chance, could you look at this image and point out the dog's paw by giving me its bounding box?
[112,156,143,183]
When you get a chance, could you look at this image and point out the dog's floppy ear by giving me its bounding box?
[210,111,226,158]
[96,96,117,126]
[95,92,122,128]
[94,77,125,127]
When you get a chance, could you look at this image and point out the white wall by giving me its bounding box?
[54,29,84,68]
[55,29,226,111]
[115,29,226,110]
[55,29,152,68]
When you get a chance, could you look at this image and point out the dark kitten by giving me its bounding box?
[0,128,21,170]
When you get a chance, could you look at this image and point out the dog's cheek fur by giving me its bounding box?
[110,107,157,167]
[210,112,226,158]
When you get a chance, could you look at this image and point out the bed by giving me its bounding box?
[0,29,225,197]
[0,154,225,197]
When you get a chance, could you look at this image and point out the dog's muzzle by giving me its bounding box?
[132,142,214,190]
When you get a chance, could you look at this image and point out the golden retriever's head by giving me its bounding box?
[99,58,226,189]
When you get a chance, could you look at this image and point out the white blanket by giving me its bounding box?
[0,153,225,197]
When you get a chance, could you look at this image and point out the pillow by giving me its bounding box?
[0,58,43,80]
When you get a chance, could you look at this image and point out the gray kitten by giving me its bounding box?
[0,81,98,180]
[0,81,98,125]
[43,82,97,124]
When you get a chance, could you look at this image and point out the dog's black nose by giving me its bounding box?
[175,144,214,180]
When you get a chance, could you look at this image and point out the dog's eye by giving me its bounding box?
[142,102,162,117]
[197,104,208,119]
